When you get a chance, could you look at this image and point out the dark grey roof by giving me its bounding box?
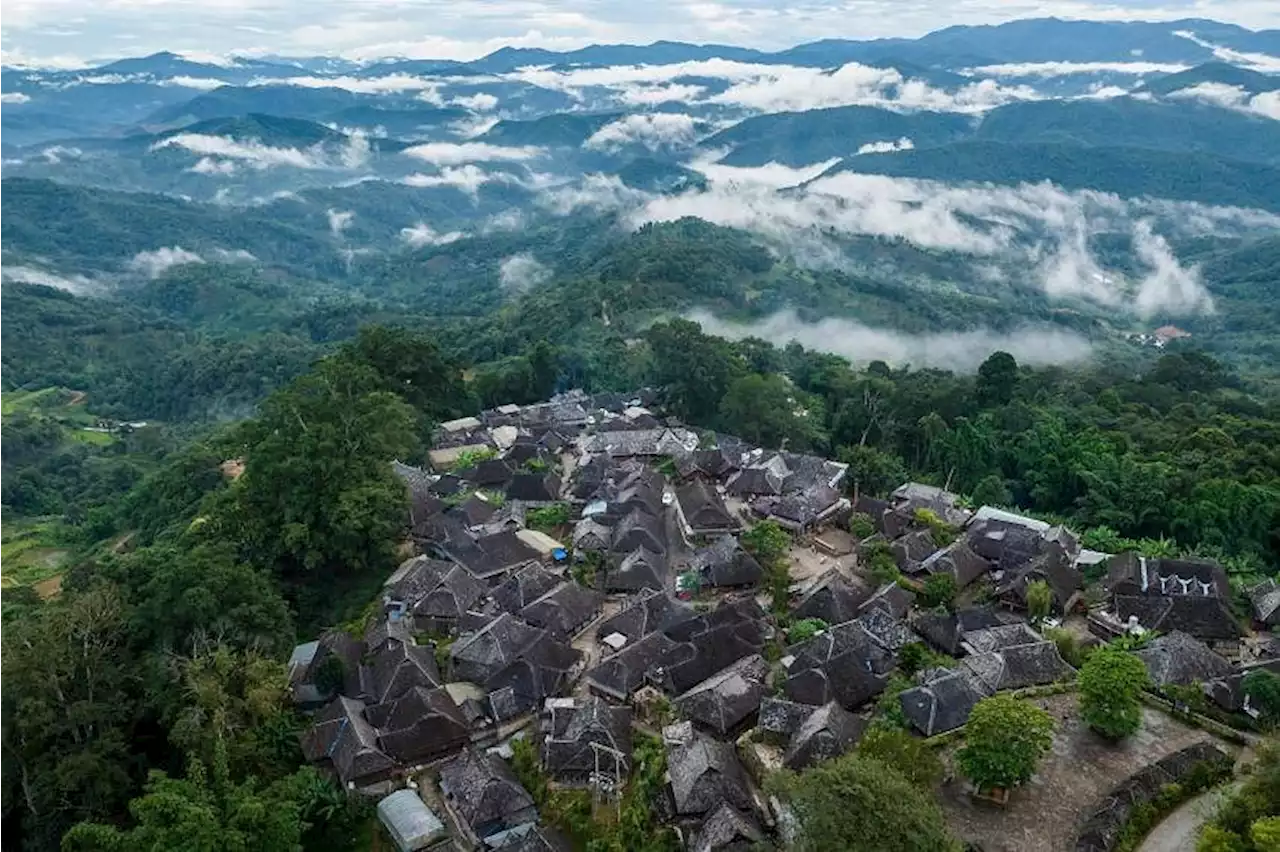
[595,589,695,645]
[458,458,515,487]
[757,697,816,739]
[487,634,584,721]
[519,581,605,640]
[429,474,465,496]
[675,654,770,735]
[891,529,937,571]
[296,629,364,700]
[1115,594,1242,641]
[452,531,543,580]
[1135,631,1234,687]
[300,696,395,787]
[438,750,538,838]
[365,617,413,653]
[690,802,764,852]
[852,607,917,653]
[689,535,763,588]
[766,484,843,529]
[541,696,632,783]
[371,686,470,763]
[506,472,562,503]
[585,631,679,700]
[960,640,1076,694]
[606,546,669,593]
[962,622,1042,654]
[792,571,873,625]
[364,639,442,705]
[857,582,914,619]
[678,449,739,482]
[677,480,738,533]
[450,614,546,684]
[783,701,867,771]
[911,606,1004,655]
[581,428,692,458]
[572,517,613,552]
[493,565,563,613]
[656,618,767,696]
[783,620,892,709]
[1249,579,1280,626]
[725,467,783,496]
[450,494,499,527]
[390,557,488,626]
[664,723,753,816]
[611,508,666,555]
[920,540,991,588]
[899,669,986,736]
[779,451,847,492]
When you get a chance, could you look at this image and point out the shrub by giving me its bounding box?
[956,695,1054,791]
[1079,646,1150,740]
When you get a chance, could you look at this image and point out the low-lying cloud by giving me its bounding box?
[499,253,551,293]
[403,164,522,195]
[451,92,499,111]
[127,246,204,278]
[1,92,31,103]
[401,223,465,247]
[327,209,355,237]
[688,309,1093,371]
[403,141,544,165]
[1167,83,1280,121]
[584,113,699,152]
[2,264,97,293]
[153,133,324,169]
[965,61,1187,77]
[856,137,914,155]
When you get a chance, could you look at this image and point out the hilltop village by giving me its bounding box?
[288,389,1280,852]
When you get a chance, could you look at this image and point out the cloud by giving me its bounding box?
[688,308,1093,371]
[584,113,699,151]
[450,115,502,138]
[40,145,81,163]
[127,246,204,278]
[1,92,32,103]
[257,73,444,99]
[499,253,550,293]
[401,223,466,247]
[616,82,707,105]
[1173,29,1280,72]
[152,134,325,169]
[162,75,227,90]
[210,248,257,263]
[339,130,372,167]
[1131,220,1213,318]
[538,173,653,215]
[1167,82,1280,120]
[2,264,96,293]
[856,137,914,155]
[189,156,238,175]
[402,164,523,196]
[451,92,499,111]
[965,61,1188,77]
[327,208,355,237]
[691,155,842,189]
[403,141,544,165]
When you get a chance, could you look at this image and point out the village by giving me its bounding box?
[287,388,1280,852]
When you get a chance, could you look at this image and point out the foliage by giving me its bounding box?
[743,520,792,615]
[956,695,1054,791]
[919,573,958,611]
[1079,647,1151,740]
[970,474,1013,508]
[451,447,496,471]
[1113,756,1234,852]
[898,642,954,678]
[848,512,877,540]
[1243,671,1280,730]
[1026,579,1053,621]
[862,538,901,585]
[768,753,961,852]
[913,508,958,547]
[717,372,825,452]
[1198,738,1280,852]
[789,618,829,643]
[526,503,571,532]
[1043,627,1086,668]
[856,726,944,789]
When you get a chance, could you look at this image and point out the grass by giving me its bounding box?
[1,386,64,416]
[1,518,71,591]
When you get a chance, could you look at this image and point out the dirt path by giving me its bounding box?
[1135,783,1236,852]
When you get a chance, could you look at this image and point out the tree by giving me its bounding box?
[1026,579,1053,622]
[1198,739,1279,852]
[741,520,790,565]
[768,754,961,852]
[856,727,944,790]
[956,695,1054,792]
[718,373,824,451]
[646,319,743,423]
[970,474,1012,507]
[337,325,476,423]
[1078,647,1150,740]
[838,444,907,499]
[975,351,1018,407]
[920,573,958,612]
[1243,670,1280,730]
[789,618,829,643]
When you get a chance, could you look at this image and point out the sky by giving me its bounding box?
[2,0,1278,67]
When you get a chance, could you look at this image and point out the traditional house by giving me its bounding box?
[899,668,987,737]
[782,620,895,709]
[918,540,991,590]
[782,701,867,771]
[663,722,754,817]
[1250,579,1280,627]
[289,629,364,707]
[369,686,470,764]
[493,565,563,614]
[690,803,765,852]
[585,631,679,701]
[675,654,770,735]
[540,696,633,785]
[1134,631,1234,688]
[450,614,547,685]
[386,557,488,636]
[910,607,1005,656]
[505,472,563,504]
[675,479,741,539]
[606,547,669,593]
[572,517,612,554]
[518,581,605,640]
[792,571,873,626]
[301,696,396,788]
[611,508,666,555]
[1104,555,1242,645]
[458,458,515,489]
[438,750,538,845]
[688,535,763,588]
[362,639,443,706]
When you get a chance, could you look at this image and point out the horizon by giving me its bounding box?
[3,2,1278,70]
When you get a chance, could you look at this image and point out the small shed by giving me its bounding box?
[377,789,448,852]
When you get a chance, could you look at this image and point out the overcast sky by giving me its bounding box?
[3,0,1278,67]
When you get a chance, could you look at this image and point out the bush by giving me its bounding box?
[1026,579,1053,621]
[848,512,876,540]
[956,695,1054,791]
[526,502,570,532]
[789,618,829,643]
[1079,646,1150,741]
[920,573,958,611]
[1044,627,1085,668]
[856,726,943,789]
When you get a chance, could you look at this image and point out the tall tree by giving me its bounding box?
[646,319,743,423]
[1078,647,1150,740]
[957,695,1054,792]
[975,351,1018,408]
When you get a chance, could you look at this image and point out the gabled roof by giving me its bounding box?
[899,669,987,736]
[724,466,783,497]
[581,428,695,458]
[541,696,632,782]
[506,472,562,503]
[458,458,515,488]
[519,582,605,640]
[486,635,584,721]
[300,696,395,787]
[389,557,488,624]
[689,535,763,588]
[450,494,499,527]
[572,517,613,551]
[764,484,843,529]
[1249,578,1280,626]
[852,607,917,653]
[757,697,815,739]
[595,589,695,645]
[857,582,914,620]
[364,640,442,705]
[450,614,546,685]
[610,508,666,555]
[675,654,770,735]
[493,565,563,613]
[783,620,892,709]
[438,749,538,838]
[664,722,753,816]
[961,622,1043,655]
[676,480,738,533]
[656,620,766,696]
[783,701,867,771]
[453,531,543,580]
[1135,631,1234,687]
[960,640,1075,694]
[920,539,991,588]
[690,803,764,852]
[370,686,470,763]
[585,631,679,700]
[606,546,669,593]
[911,607,1004,656]
[1115,593,1242,641]
[677,449,740,482]
[792,571,873,625]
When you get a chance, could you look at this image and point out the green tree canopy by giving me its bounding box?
[956,695,1054,791]
[1079,647,1150,740]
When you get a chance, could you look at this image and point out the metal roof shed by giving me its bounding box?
[377,789,448,852]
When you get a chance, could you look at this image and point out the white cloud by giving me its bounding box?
[127,246,204,278]
[162,75,227,90]
[1,92,32,103]
[327,208,355,237]
[340,130,372,167]
[1131,220,1213,318]
[2,264,96,293]
[451,92,499,111]
[499,252,551,293]
[1173,29,1280,72]
[153,134,325,168]
[401,223,466,247]
[210,247,257,262]
[40,145,82,163]
[584,113,699,151]
[616,82,707,105]
[403,141,543,165]
[538,173,652,215]
[189,156,238,175]
[691,155,842,189]
[688,308,1093,371]
[403,164,525,195]
[450,115,502,138]
[965,60,1188,77]
[1167,82,1280,120]
[856,137,914,155]
[256,73,445,100]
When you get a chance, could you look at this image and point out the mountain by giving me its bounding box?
[139,85,380,129]
[703,105,974,166]
[974,98,1280,165]
[466,40,766,73]
[825,141,1280,211]
[616,158,708,193]
[1139,62,1280,96]
[481,113,622,148]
